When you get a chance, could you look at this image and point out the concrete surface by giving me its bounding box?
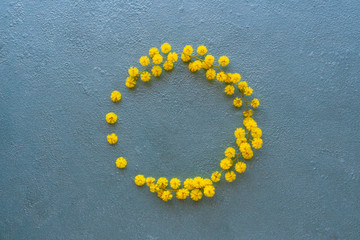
[1,0,360,239]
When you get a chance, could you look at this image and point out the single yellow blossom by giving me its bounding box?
[190,189,203,201]
[106,112,117,124]
[197,45,207,55]
[183,45,193,55]
[110,90,121,102]
[161,43,171,53]
[218,56,229,66]
[235,162,246,173]
[170,178,181,189]
[134,175,146,186]
[225,171,236,182]
[211,171,221,182]
[151,65,162,77]
[149,47,159,58]
[251,98,260,108]
[233,97,243,108]
[139,56,150,66]
[220,158,233,170]
[107,133,118,144]
[115,157,127,169]
[140,71,151,82]
[203,185,215,197]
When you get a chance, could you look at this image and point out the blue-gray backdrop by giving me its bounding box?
[1,0,359,239]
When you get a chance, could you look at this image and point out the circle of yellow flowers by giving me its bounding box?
[106,43,262,202]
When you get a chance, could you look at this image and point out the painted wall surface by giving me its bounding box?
[1,0,359,239]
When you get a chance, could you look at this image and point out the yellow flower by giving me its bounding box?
[107,133,118,144]
[251,127,262,138]
[151,65,162,77]
[233,97,243,108]
[225,171,236,182]
[106,112,117,124]
[242,149,253,160]
[216,72,228,82]
[218,56,229,66]
[115,157,127,169]
[149,183,157,192]
[251,98,260,108]
[160,190,173,202]
[176,188,189,200]
[236,137,247,148]
[235,162,246,173]
[238,81,248,92]
[193,177,204,189]
[240,142,251,153]
[202,61,211,69]
[206,69,216,80]
[243,109,254,117]
[225,147,236,158]
[167,52,178,63]
[161,42,171,53]
[110,90,122,102]
[140,71,151,82]
[211,171,221,182]
[225,73,233,84]
[243,117,257,131]
[244,86,253,96]
[170,178,181,189]
[181,53,191,62]
[134,175,146,186]
[197,45,207,55]
[128,67,139,77]
[220,158,233,170]
[230,73,241,83]
[204,55,214,65]
[163,61,174,71]
[139,56,150,66]
[157,190,164,198]
[203,185,215,197]
[183,45,193,55]
[190,189,203,201]
[146,177,156,186]
[125,77,136,88]
[152,53,163,64]
[252,138,263,149]
[156,177,168,188]
[184,178,194,190]
[149,47,159,58]
[234,128,246,139]
[189,60,202,72]
[224,85,235,95]
[202,178,213,187]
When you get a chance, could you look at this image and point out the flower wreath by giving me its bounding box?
[105,43,262,202]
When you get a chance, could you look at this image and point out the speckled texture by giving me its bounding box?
[1,0,360,239]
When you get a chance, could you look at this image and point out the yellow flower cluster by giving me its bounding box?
[108,43,263,202]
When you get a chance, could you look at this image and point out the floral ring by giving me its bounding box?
[106,43,263,202]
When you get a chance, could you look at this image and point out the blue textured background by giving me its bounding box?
[1,0,360,239]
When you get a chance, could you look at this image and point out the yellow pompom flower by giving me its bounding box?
[189,60,202,72]
[163,61,174,71]
[107,133,118,144]
[216,72,228,82]
[146,177,156,186]
[115,157,127,169]
[231,73,241,83]
[202,178,213,187]
[236,137,248,148]
[218,56,229,66]
[206,69,216,80]
[181,53,191,62]
[203,185,215,197]
[183,45,193,55]
[125,77,136,88]
[243,117,257,131]
[110,90,122,102]
[149,183,157,192]
[151,65,162,77]
[149,47,159,58]
[128,67,139,77]
[238,81,248,92]
[225,147,236,158]
[225,171,236,182]
[235,162,246,173]
[176,188,189,200]
[152,53,163,64]
[161,42,171,53]
[156,177,168,188]
[220,158,233,170]
[211,171,221,182]
[184,178,194,190]
[190,189,203,201]
[251,98,260,108]
[205,55,215,65]
[167,52,178,63]
[244,86,253,96]
[224,85,235,95]
[160,190,173,202]
[193,177,204,189]
[202,61,211,69]
[134,175,146,186]
[140,71,151,82]
[243,109,254,117]
[251,127,262,138]
[106,112,117,124]
[139,56,150,66]
[170,178,181,189]
[234,128,246,139]
[252,138,263,149]
[233,97,243,108]
[242,149,254,160]
[197,45,207,55]
[240,142,251,153]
